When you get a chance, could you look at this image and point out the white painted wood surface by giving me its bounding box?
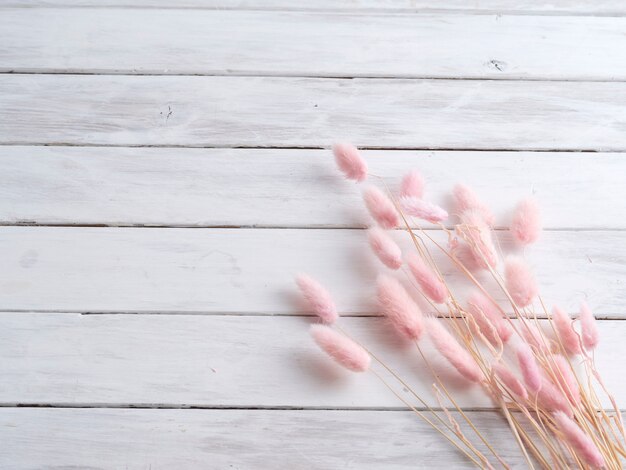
[3,9,626,79]
[0,227,622,316]
[1,2,625,468]
[3,0,626,14]
[2,75,626,150]
[0,146,624,229]
[1,314,626,409]
[0,409,532,470]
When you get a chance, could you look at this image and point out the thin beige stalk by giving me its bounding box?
[414,342,510,469]
[369,368,486,468]
[334,324,493,464]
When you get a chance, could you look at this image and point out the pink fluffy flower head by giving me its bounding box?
[451,243,481,272]
[406,253,448,304]
[426,318,483,383]
[493,362,528,399]
[310,324,371,372]
[453,183,495,227]
[467,291,512,345]
[552,305,582,355]
[295,274,338,324]
[363,186,400,229]
[399,170,425,199]
[521,322,550,353]
[400,196,448,224]
[538,378,573,417]
[549,354,581,405]
[553,411,605,468]
[504,256,538,308]
[332,142,368,182]
[511,197,541,246]
[367,227,402,270]
[457,210,498,269]
[517,342,542,393]
[377,275,424,341]
[580,301,599,351]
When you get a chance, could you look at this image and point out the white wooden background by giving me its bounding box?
[0,2,625,468]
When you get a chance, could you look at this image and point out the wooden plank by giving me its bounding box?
[1,314,625,407]
[2,76,626,150]
[3,1,625,14]
[0,146,624,229]
[2,10,626,80]
[0,408,547,469]
[0,227,623,315]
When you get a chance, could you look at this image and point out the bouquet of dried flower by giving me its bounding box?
[294,143,624,469]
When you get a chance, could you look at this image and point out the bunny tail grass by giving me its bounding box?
[296,274,338,324]
[407,252,448,304]
[580,301,600,351]
[400,196,448,223]
[367,227,402,270]
[467,291,512,345]
[504,256,538,308]
[553,411,606,468]
[377,275,424,341]
[511,197,541,246]
[332,142,368,182]
[426,318,483,383]
[400,170,425,199]
[453,183,495,227]
[310,325,371,372]
[552,305,582,355]
[363,186,400,229]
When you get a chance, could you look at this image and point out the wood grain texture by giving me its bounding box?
[2,9,626,79]
[3,0,626,14]
[2,75,626,150]
[0,146,623,229]
[1,313,625,408]
[0,408,540,470]
[0,227,623,315]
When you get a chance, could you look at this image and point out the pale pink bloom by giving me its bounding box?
[367,227,402,270]
[467,292,512,345]
[580,302,600,351]
[295,274,338,324]
[406,253,448,304]
[453,183,495,227]
[553,411,605,468]
[363,186,400,229]
[511,198,541,246]
[493,362,528,399]
[400,170,425,199]
[537,378,573,417]
[400,196,448,223]
[552,305,582,355]
[457,210,498,269]
[452,243,481,271]
[310,324,371,373]
[549,354,581,405]
[426,318,483,383]
[377,275,424,341]
[517,343,542,393]
[332,142,368,182]
[504,256,538,308]
[521,322,550,353]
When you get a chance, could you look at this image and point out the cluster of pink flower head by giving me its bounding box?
[293,143,605,469]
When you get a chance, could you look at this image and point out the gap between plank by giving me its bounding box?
[0,310,622,320]
[3,403,622,412]
[2,223,625,232]
[1,70,625,82]
[0,143,616,153]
